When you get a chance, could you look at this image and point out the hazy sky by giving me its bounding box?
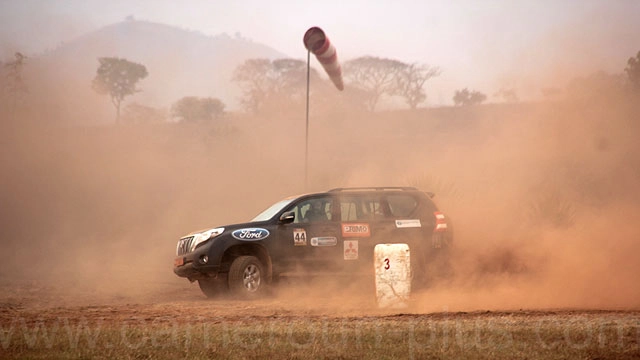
[1,0,639,104]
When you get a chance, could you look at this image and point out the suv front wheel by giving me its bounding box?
[228,256,266,298]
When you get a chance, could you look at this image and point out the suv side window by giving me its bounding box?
[386,194,418,217]
[340,195,385,221]
[288,196,333,224]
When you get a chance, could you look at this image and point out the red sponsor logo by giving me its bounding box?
[342,223,370,237]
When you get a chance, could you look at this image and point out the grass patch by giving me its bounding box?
[1,312,638,359]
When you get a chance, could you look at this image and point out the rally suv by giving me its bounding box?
[173,187,453,298]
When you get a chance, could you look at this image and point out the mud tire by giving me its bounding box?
[228,256,266,298]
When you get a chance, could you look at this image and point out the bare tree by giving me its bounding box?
[232,59,272,113]
[232,58,320,113]
[395,63,440,109]
[271,58,308,96]
[92,57,148,124]
[343,56,406,111]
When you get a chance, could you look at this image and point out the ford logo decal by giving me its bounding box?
[232,228,270,241]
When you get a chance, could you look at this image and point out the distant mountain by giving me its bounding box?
[27,19,288,123]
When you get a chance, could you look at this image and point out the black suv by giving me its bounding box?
[173,187,452,298]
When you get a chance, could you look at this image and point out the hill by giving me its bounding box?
[24,18,288,123]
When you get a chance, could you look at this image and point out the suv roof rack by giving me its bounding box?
[328,187,418,192]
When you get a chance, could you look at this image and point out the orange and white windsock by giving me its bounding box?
[303,27,344,91]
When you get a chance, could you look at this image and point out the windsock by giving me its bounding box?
[303,27,344,91]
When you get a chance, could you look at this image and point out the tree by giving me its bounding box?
[395,63,440,109]
[343,56,406,111]
[625,50,640,91]
[232,58,316,113]
[232,59,271,113]
[2,52,28,118]
[271,58,309,97]
[92,57,148,124]
[171,96,225,122]
[453,88,487,106]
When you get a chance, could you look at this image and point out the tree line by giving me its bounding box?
[88,55,444,123]
[4,50,640,124]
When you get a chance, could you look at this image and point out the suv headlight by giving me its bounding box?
[190,227,225,252]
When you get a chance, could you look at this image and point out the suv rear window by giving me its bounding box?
[386,194,418,217]
[340,195,384,221]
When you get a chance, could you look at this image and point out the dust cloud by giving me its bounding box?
[1,62,639,313]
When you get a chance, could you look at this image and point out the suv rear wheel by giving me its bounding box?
[228,256,265,298]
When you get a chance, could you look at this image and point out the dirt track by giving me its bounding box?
[1,279,638,329]
[1,280,639,359]
[3,288,639,324]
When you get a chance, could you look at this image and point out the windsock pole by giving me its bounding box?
[303,27,344,190]
[305,49,311,189]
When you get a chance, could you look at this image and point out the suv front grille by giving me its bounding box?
[177,236,195,255]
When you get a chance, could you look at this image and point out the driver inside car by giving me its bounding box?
[304,200,328,222]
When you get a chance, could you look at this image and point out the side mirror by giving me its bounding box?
[279,211,295,224]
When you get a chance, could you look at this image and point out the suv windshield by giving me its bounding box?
[251,198,295,222]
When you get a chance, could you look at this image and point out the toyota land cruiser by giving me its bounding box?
[173,187,452,298]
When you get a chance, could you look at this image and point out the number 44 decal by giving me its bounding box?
[293,228,307,246]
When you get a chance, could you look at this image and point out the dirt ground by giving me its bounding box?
[1,277,639,319]
[1,279,639,359]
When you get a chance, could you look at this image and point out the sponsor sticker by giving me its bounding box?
[311,236,337,247]
[344,240,359,260]
[341,223,370,237]
[231,228,270,241]
[293,228,307,246]
[395,219,422,228]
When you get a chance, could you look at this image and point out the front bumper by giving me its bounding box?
[173,241,222,280]
[173,258,221,280]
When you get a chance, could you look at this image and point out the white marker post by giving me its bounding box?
[374,243,411,308]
